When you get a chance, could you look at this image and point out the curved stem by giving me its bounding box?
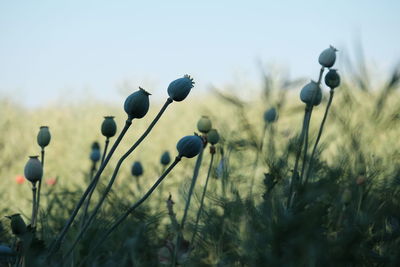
[101,138,110,165]
[304,89,335,185]
[78,157,181,266]
[190,149,215,245]
[63,98,173,259]
[47,118,132,258]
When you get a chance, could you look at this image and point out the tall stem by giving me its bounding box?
[300,108,313,182]
[190,148,215,245]
[31,183,37,228]
[287,107,311,209]
[78,157,181,266]
[304,89,335,184]
[35,148,45,228]
[63,98,173,259]
[47,118,132,258]
[101,138,110,165]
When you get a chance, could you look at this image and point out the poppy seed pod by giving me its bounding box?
[91,141,100,150]
[197,116,212,133]
[176,135,203,158]
[167,74,194,102]
[160,151,171,166]
[101,116,117,138]
[207,129,220,145]
[131,161,144,177]
[6,214,27,236]
[37,126,51,148]
[300,81,322,106]
[318,45,337,68]
[124,87,151,119]
[324,69,341,89]
[90,148,101,163]
[263,108,278,123]
[24,156,43,183]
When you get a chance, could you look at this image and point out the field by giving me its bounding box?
[1,56,400,266]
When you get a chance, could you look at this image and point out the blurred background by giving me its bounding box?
[0,0,399,107]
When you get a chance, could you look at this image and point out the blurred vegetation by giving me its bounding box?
[0,57,400,266]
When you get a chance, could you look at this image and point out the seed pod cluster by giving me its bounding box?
[167,75,194,102]
[300,81,322,106]
[207,129,220,145]
[176,135,203,158]
[101,116,117,138]
[24,156,43,183]
[124,87,151,119]
[131,161,144,177]
[37,126,51,148]
[263,107,278,123]
[325,69,341,89]
[318,45,337,68]
[197,116,212,134]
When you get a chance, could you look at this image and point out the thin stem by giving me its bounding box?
[47,118,132,258]
[190,149,215,245]
[172,147,204,267]
[78,157,181,266]
[300,108,313,182]
[80,162,97,229]
[35,148,45,229]
[287,107,311,209]
[63,98,173,259]
[31,183,37,228]
[101,138,110,165]
[304,89,335,185]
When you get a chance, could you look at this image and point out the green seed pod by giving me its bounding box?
[24,156,43,183]
[263,107,277,123]
[197,116,212,133]
[300,81,322,106]
[176,135,203,158]
[124,87,151,119]
[207,129,220,145]
[160,151,171,166]
[90,148,101,163]
[131,161,144,177]
[6,214,27,236]
[101,116,117,138]
[318,45,337,68]
[37,126,51,148]
[324,69,341,89]
[167,74,194,102]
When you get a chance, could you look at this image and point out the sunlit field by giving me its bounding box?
[1,48,400,266]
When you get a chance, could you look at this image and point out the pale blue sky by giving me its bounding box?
[0,0,399,107]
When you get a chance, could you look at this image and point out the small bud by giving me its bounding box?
[15,175,25,184]
[318,45,337,68]
[37,126,51,148]
[160,151,171,166]
[176,135,203,158]
[24,156,43,183]
[101,116,117,138]
[207,129,220,145]
[197,116,212,133]
[167,75,194,102]
[300,81,322,106]
[6,214,27,236]
[324,69,341,89]
[90,142,101,163]
[263,107,278,123]
[124,87,151,119]
[131,161,144,177]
